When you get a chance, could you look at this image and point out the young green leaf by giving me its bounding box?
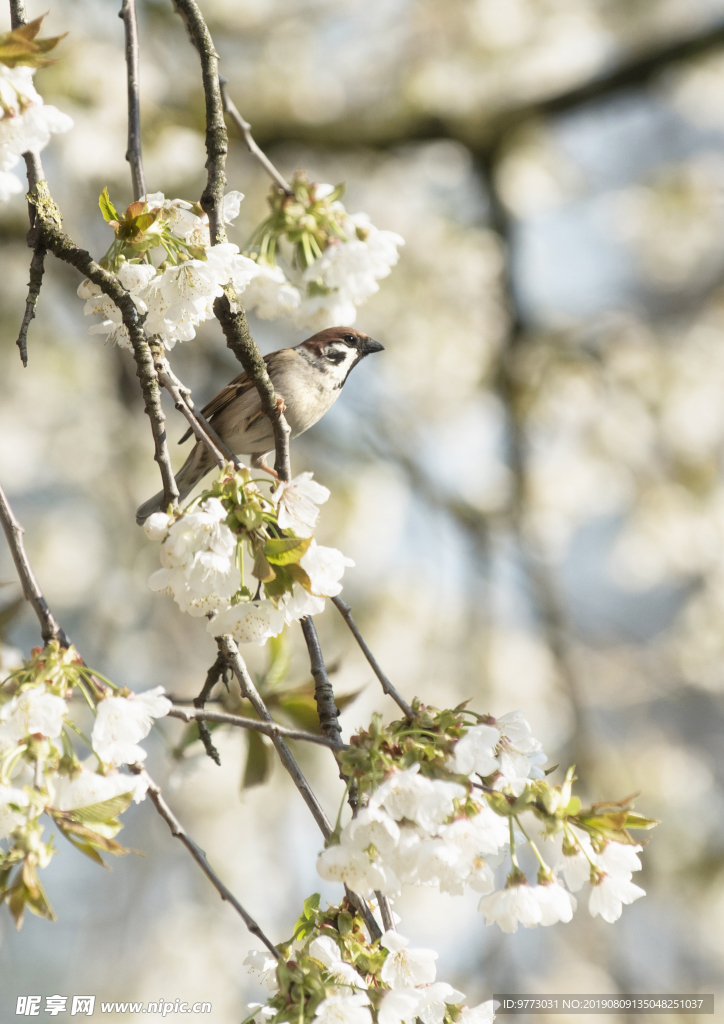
[99,187,120,224]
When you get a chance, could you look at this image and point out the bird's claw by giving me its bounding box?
[251,453,279,479]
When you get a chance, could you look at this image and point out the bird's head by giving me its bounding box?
[298,327,384,388]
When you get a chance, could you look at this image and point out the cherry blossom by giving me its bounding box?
[0,784,30,840]
[0,65,73,187]
[271,472,330,538]
[300,541,355,598]
[588,873,645,923]
[478,881,543,932]
[243,950,279,992]
[91,686,171,766]
[148,498,241,617]
[0,684,67,749]
[532,880,577,925]
[50,765,144,810]
[208,599,286,645]
[377,988,426,1024]
[314,992,372,1024]
[308,936,368,990]
[379,931,438,988]
[416,983,467,1024]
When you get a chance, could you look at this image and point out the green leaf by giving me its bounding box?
[303,892,320,915]
[292,892,321,941]
[68,791,134,824]
[0,16,66,68]
[252,548,276,583]
[264,564,294,599]
[263,632,291,691]
[52,815,134,856]
[133,211,159,233]
[264,536,312,566]
[99,187,120,224]
[242,730,271,789]
[566,796,581,816]
[624,812,660,831]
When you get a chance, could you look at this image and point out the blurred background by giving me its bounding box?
[2,0,724,1019]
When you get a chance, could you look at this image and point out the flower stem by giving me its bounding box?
[514,814,552,876]
[509,815,520,870]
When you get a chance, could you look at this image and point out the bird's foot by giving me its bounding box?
[251,453,279,479]
[275,396,287,416]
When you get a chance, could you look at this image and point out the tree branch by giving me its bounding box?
[10,0,46,364]
[331,597,414,720]
[131,766,280,959]
[300,617,343,746]
[0,482,69,646]
[216,634,333,837]
[189,652,227,764]
[218,76,293,197]
[155,355,227,473]
[172,0,226,244]
[156,355,242,468]
[9,0,26,27]
[172,0,292,483]
[213,291,292,482]
[14,243,46,367]
[120,0,146,201]
[298,620,391,935]
[168,705,348,749]
[24,181,179,512]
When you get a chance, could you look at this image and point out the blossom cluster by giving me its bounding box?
[0,18,73,201]
[316,705,657,933]
[243,174,405,330]
[78,189,258,350]
[243,895,496,1024]
[0,643,170,927]
[78,177,404,348]
[145,467,353,644]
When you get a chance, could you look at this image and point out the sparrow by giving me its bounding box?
[136,326,384,524]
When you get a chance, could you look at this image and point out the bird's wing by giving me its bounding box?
[178,351,278,444]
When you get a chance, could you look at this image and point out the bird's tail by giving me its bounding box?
[135,442,216,525]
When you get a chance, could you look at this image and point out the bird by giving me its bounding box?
[136,326,384,524]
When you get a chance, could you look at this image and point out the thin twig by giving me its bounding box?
[9,0,26,27]
[172,0,226,244]
[131,766,280,959]
[120,0,146,201]
[216,635,333,837]
[0,482,69,646]
[376,893,395,933]
[168,705,349,749]
[190,653,226,764]
[15,243,46,367]
[298,620,387,936]
[218,76,293,197]
[24,181,179,513]
[300,617,343,745]
[10,0,46,354]
[157,357,242,468]
[331,597,414,720]
[213,294,292,481]
[155,356,226,472]
[172,0,292,482]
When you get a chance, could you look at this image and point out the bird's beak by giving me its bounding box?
[361,337,384,356]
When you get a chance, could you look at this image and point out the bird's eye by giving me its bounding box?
[344,334,356,345]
